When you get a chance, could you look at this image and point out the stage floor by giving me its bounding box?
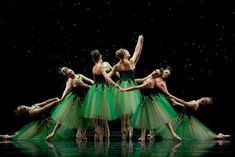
[0,134,233,157]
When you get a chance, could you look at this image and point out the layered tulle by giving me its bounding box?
[51,91,93,129]
[131,91,177,130]
[14,118,73,140]
[158,114,217,140]
[131,95,160,129]
[111,80,141,117]
[82,84,118,120]
[152,92,177,130]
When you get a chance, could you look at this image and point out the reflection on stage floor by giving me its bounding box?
[0,134,233,157]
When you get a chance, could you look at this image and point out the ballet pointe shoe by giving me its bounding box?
[147,134,155,140]
[98,132,103,141]
[94,134,98,141]
[94,127,103,141]
[104,126,110,138]
[76,134,82,140]
[76,131,83,140]
[121,132,127,140]
[217,133,231,139]
[138,137,145,142]
[94,129,98,141]
[0,134,11,140]
[46,132,55,141]
[147,133,151,138]
[81,135,87,141]
[172,133,182,142]
[104,131,110,138]
[121,128,128,140]
[147,131,155,140]
[129,127,133,139]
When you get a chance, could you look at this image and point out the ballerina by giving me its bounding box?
[158,97,231,140]
[108,35,144,140]
[121,68,181,141]
[46,67,94,141]
[101,61,120,138]
[81,49,122,141]
[0,97,60,140]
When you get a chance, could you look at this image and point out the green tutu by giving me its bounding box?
[158,112,217,140]
[131,94,160,130]
[132,89,177,130]
[112,80,141,117]
[151,92,177,131]
[51,91,93,129]
[82,83,118,120]
[14,117,73,140]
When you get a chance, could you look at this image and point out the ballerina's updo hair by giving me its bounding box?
[116,48,125,59]
[91,49,101,62]
[160,68,164,74]
[160,65,172,74]
[14,105,26,116]
[159,65,172,80]
[165,65,172,72]
[58,66,69,75]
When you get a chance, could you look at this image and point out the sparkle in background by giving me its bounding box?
[1,0,235,132]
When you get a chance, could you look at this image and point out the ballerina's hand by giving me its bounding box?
[174,102,184,107]
[139,35,144,42]
[171,99,184,107]
[55,98,62,103]
[118,86,124,91]
[169,98,176,105]
[54,97,60,101]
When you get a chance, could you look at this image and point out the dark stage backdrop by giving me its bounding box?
[1,0,235,135]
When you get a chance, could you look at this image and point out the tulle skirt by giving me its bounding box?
[51,91,93,129]
[82,84,118,120]
[111,80,141,117]
[153,93,177,130]
[14,118,73,140]
[132,93,177,130]
[157,114,217,140]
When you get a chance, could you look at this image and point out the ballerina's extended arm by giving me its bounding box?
[101,67,122,90]
[80,74,94,84]
[130,35,144,65]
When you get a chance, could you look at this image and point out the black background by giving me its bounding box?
[1,0,234,135]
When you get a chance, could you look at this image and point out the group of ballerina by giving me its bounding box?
[1,35,230,142]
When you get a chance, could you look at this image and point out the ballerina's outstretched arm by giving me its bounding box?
[135,69,162,84]
[130,35,144,65]
[121,81,152,92]
[29,98,60,117]
[80,74,94,84]
[37,97,60,107]
[157,81,187,107]
[101,67,122,90]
